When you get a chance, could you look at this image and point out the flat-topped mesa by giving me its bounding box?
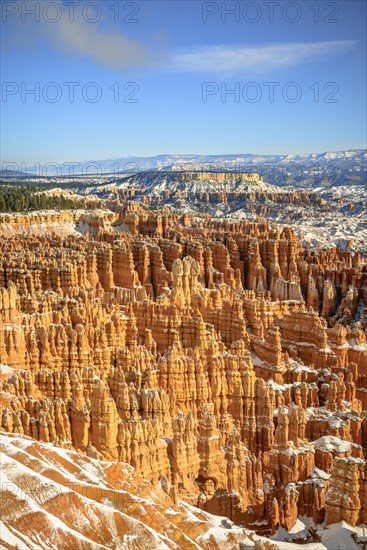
[173,171,263,183]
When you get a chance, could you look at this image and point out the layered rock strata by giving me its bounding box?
[0,207,366,535]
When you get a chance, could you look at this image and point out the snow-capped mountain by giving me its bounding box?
[3,149,366,188]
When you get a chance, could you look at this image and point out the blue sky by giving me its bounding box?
[1,0,366,165]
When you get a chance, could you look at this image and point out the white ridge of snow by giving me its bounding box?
[0,363,15,375]
[313,435,352,453]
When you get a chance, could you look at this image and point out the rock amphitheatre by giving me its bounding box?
[0,198,366,548]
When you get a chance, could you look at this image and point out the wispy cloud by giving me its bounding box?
[171,41,357,74]
[2,0,164,72]
[3,1,356,76]
[46,17,156,71]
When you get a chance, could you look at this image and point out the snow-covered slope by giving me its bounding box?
[97,170,367,252]
[0,431,254,549]
[113,170,278,193]
[1,432,365,549]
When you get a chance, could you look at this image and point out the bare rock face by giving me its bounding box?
[325,457,366,526]
[0,207,366,537]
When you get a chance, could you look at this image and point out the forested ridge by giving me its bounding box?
[0,184,97,212]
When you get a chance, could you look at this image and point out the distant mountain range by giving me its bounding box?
[1,149,366,188]
[1,151,366,252]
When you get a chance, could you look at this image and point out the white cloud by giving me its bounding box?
[171,41,357,74]
[3,0,164,72]
[3,2,356,76]
[47,17,152,71]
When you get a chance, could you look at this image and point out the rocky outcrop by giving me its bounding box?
[0,207,366,535]
[325,457,367,526]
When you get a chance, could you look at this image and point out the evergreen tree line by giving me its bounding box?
[0,185,98,213]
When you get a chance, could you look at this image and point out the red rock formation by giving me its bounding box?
[0,207,366,537]
[325,456,366,526]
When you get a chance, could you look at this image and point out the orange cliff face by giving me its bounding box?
[0,206,366,537]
